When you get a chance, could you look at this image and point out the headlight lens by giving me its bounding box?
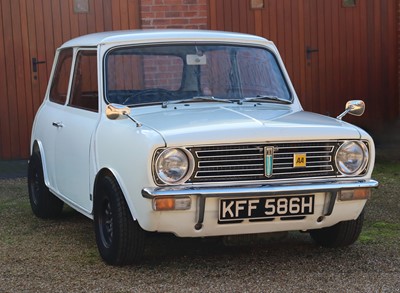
[155,148,192,184]
[336,141,369,175]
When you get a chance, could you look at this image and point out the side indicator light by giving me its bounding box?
[153,197,191,211]
[339,188,371,201]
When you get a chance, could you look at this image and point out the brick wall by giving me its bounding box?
[140,0,208,29]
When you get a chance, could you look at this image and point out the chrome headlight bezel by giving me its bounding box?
[154,148,194,185]
[335,140,369,176]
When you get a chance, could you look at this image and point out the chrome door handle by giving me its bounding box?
[52,122,64,128]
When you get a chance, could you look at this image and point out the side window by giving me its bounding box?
[69,50,98,112]
[49,48,73,104]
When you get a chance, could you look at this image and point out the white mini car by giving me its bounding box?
[29,30,378,265]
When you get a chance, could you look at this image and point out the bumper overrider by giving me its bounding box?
[142,179,378,233]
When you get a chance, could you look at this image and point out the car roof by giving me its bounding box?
[59,29,271,48]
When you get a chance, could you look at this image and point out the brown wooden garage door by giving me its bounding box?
[0,0,140,160]
[209,0,399,130]
[1,0,398,160]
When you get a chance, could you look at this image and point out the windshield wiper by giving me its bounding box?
[239,95,291,105]
[162,96,234,108]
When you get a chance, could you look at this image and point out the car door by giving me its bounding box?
[36,48,73,190]
[54,49,99,214]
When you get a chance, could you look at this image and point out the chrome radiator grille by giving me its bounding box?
[188,142,338,183]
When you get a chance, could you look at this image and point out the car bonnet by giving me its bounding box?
[131,104,362,146]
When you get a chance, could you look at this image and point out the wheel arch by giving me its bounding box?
[30,140,51,188]
[93,168,139,221]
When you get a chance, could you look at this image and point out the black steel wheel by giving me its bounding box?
[310,210,365,248]
[27,153,64,219]
[94,174,145,266]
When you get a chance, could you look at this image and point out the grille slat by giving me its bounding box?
[196,153,263,159]
[199,163,264,169]
[190,142,338,183]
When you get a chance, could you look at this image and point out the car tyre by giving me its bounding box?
[94,174,145,266]
[28,153,64,219]
[310,210,364,248]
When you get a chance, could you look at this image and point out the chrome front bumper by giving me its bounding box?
[142,179,379,230]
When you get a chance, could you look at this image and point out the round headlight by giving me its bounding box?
[155,148,192,184]
[336,141,369,175]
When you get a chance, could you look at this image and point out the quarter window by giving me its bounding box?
[69,50,98,111]
[49,48,73,105]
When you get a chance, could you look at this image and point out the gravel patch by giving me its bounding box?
[0,162,399,292]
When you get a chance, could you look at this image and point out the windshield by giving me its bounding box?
[105,44,292,106]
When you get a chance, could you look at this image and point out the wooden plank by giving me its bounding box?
[224,0,233,31]
[357,0,368,119]
[60,0,72,43]
[296,0,307,104]
[0,1,12,158]
[51,0,63,49]
[128,0,140,29]
[345,0,355,110]
[103,0,113,31]
[283,0,293,77]
[331,0,341,116]
[19,0,35,156]
[351,0,372,126]
[69,0,80,38]
[209,0,217,30]
[11,0,30,158]
[371,0,382,121]
[246,0,256,35]
[2,0,21,158]
[385,0,399,120]
[380,0,397,120]
[275,0,285,51]
[231,0,240,33]
[87,0,97,33]
[338,0,348,117]
[120,0,129,30]
[94,0,105,32]
[238,0,247,33]
[290,0,301,100]
[303,0,312,110]
[111,0,121,30]
[254,9,262,36]
[316,0,327,115]
[267,0,277,43]
[260,0,269,38]
[215,0,224,31]
[78,5,89,36]
[34,0,50,107]
[42,0,55,78]
[379,0,388,117]
[26,0,42,129]
[323,0,333,117]
[309,0,320,113]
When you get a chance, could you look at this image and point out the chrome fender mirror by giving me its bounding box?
[106,104,142,127]
[337,100,365,120]
[106,104,131,120]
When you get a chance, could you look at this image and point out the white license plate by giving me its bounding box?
[219,195,315,222]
